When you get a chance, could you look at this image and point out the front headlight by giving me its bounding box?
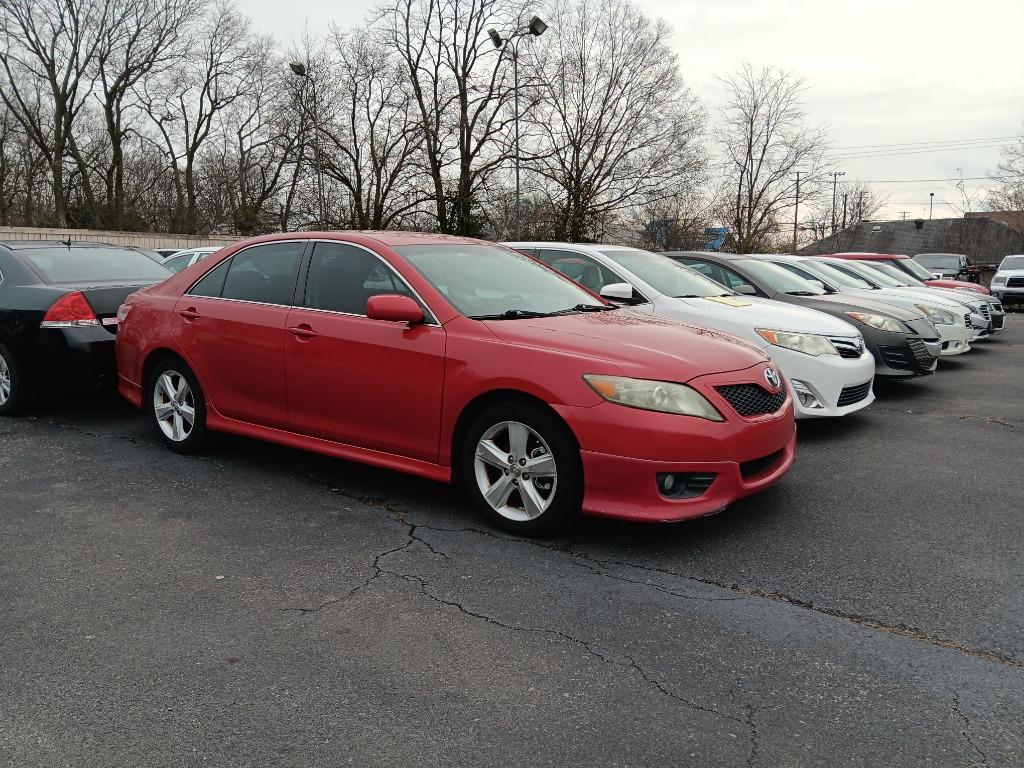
[992,275,1007,285]
[583,375,724,421]
[914,304,955,325]
[755,328,838,356]
[845,312,905,333]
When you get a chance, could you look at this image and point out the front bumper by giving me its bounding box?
[861,322,939,378]
[556,363,796,522]
[992,286,1024,304]
[765,343,876,418]
[935,322,972,356]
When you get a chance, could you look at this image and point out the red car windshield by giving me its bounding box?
[396,243,610,319]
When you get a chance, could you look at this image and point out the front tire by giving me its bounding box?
[148,358,208,454]
[461,401,583,535]
[0,343,32,416]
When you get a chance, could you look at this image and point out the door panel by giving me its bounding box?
[285,241,445,461]
[172,241,304,429]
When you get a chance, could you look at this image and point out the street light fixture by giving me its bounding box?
[487,15,547,240]
[289,61,326,229]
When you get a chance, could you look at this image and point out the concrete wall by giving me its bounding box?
[0,226,239,251]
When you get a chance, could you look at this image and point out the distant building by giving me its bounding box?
[798,214,1024,265]
[964,210,1024,235]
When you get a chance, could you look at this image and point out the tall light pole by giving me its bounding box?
[830,170,846,235]
[929,191,934,220]
[489,15,547,241]
[791,171,801,253]
[290,61,326,229]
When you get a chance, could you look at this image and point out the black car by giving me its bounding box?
[0,241,171,414]
[665,252,941,379]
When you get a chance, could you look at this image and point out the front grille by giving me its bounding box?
[829,337,863,359]
[1007,277,1024,287]
[908,338,937,368]
[740,450,784,480]
[715,384,787,417]
[963,313,971,327]
[837,380,872,407]
[994,315,1005,329]
[979,304,991,320]
[992,302,1003,312]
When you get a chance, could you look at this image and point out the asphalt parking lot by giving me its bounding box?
[2,317,1022,767]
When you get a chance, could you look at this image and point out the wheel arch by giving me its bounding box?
[141,347,190,392]
[449,389,579,481]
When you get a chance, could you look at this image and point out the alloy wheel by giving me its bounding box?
[0,355,10,405]
[473,420,558,522]
[153,370,196,442]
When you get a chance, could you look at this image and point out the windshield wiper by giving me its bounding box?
[786,290,820,296]
[673,294,705,298]
[547,303,617,315]
[471,309,555,320]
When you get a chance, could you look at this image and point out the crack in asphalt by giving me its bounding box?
[294,465,1024,673]
[744,705,760,768]
[870,406,1023,430]
[953,690,991,767]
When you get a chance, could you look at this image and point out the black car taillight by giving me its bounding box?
[40,291,100,328]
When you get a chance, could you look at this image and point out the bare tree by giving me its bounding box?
[313,27,425,230]
[140,0,255,233]
[0,0,114,225]
[716,63,828,253]
[378,0,523,235]
[523,0,705,243]
[986,127,1024,232]
[92,0,203,228]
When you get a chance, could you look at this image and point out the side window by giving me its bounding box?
[776,262,817,282]
[304,242,412,316]
[680,259,734,288]
[188,259,230,297]
[221,242,304,305]
[163,253,193,273]
[537,249,621,293]
[716,265,759,292]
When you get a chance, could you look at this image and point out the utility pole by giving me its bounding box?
[830,171,846,235]
[792,171,801,253]
[841,192,848,230]
[899,211,910,221]
[929,192,934,220]
[858,190,865,221]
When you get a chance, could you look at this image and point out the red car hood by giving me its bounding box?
[925,278,990,295]
[482,309,769,382]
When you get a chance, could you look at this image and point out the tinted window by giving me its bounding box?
[734,258,826,295]
[397,244,603,318]
[538,249,623,293]
[599,249,731,298]
[188,259,230,297]
[17,246,171,284]
[679,259,752,291]
[304,242,412,315]
[221,242,303,305]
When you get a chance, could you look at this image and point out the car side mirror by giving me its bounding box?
[366,294,424,324]
[734,284,757,295]
[599,282,637,303]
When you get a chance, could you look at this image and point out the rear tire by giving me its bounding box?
[460,400,583,535]
[148,358,208,454]
[0,343,32,416]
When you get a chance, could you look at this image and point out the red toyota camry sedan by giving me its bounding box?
[115,232,796,533]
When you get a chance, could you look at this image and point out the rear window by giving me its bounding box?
[18,246,171,284]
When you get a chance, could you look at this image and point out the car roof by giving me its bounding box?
[831,252,910,259]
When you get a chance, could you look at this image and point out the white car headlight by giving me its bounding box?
[583,375,724,421]
[845,312,905,333]
[755,328,838,356]
[914,304,956,325]
[992,275,1007,285]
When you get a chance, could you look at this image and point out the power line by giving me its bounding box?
[832,142,1013,161]
[833,135,1020,151]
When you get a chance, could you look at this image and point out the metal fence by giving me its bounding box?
[0,226,239,251]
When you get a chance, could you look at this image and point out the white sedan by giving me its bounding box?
[507,242,877,419]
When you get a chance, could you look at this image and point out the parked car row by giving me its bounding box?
[0,234,1006,536]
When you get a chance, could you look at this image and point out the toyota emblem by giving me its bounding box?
[764,367,781,390]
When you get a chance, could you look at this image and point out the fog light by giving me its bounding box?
[656,472,717,500]
[790,379,824,409]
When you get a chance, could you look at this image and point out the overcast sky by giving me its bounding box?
[243,0,1023,221]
